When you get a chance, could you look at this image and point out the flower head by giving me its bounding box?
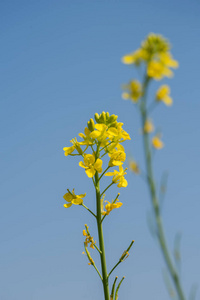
[152,136,164,149]
[63,189,86,208]
[63,137,83,156]
[156,85,173,106]
[144,119,154,133]
[79,154,103,178]
[79,127,95,146]
[122,80,142,102]
[105,165,128,188]
[101,199,123,215]
[129,160,140,174]
[122,33,178,80]
[89,124,108,142]
[108,144,126,167]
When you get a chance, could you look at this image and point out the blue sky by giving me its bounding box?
[1,1,200,299]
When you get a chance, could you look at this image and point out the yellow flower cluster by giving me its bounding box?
[122,34,177,152]
[122,33,178,81]
[63,112,130,208]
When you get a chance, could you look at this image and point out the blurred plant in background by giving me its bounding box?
[122,33,194,300]
[62,112,134,300]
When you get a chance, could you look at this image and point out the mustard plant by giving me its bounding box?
[122,33,187,300]
[62,112,134,300]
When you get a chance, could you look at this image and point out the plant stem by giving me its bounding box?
[140,76,186,300]
[95,172,110,300]
[81,203,97,218]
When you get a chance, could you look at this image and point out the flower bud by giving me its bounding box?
[94,113,100,123]
[99,111,106,123]
[108,114,118,124]
[87,118,95,131]
[106,112,110,120]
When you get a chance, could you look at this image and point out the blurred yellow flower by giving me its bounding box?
[122,49,146,66]
[156,85,173,106]
[144,119,154,133]
[152,136,164,149]
[122,80,142,102]
[129,160,140,174]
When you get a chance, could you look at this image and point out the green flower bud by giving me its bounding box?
[106,112,110,120]
[109,121,118,128]
[87,118,95,131]
[94,113,100,123]
[99,111,106,123]
[108,114,118,124]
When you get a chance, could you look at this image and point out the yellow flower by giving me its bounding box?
[122,80,142,103]
[105,166,128,188]
[147,60,172,80]
[63,189,86,208]
[107,122,131,143]
[122,48,147,66]
[147,53,178,80]
[79,127,94,146]
[160,52,178,68]
[63,138,83,156]
[144,119,154,133]
[129,160,140,174]
[63,145,75,156]
[156,85,173,106]
[89,124,108,142]
[152,136,164,149]
[108,144,126,167]
[83,225,96,249]
[101,200,123,215]
[79,153,103,178]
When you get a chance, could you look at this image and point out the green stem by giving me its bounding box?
[100,182,114,198]
[81,203,97,218]
[114,277,125,300]
[95,170,110,300]
[140,76,186,300]
[84,243,103,281]
[108,240,134,278]
[99,166,110,181]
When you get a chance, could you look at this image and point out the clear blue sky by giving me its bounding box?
[1,1,200,299]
